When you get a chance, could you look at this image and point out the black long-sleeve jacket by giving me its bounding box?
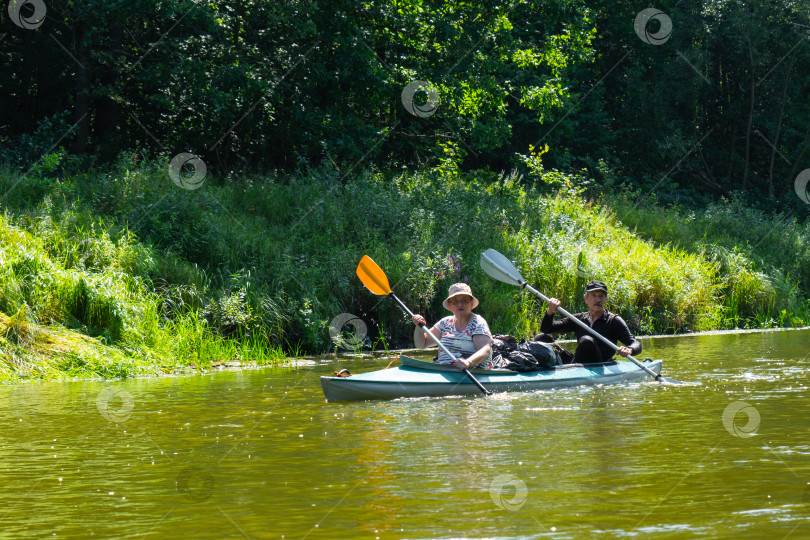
[540,310,641,360]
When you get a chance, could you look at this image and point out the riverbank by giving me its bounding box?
[0,309,290,383]
[1,158,809,382]
[0,307,318,383]
[3,314,808,383]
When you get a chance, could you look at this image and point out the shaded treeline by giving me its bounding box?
[2,1,810,209]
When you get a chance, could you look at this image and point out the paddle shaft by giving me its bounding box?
[520,282,665,382]
[388,293,492,396]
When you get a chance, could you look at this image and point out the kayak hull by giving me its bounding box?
[320,355,664,402]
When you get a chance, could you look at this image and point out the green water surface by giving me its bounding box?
[1,329,809,539]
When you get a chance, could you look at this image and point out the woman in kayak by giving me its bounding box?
[411,283,494,370]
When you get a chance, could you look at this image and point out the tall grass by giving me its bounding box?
[0,197,286,381]
[0,156,808,383]
[606,194,810,329]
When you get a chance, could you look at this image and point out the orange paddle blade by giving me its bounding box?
[356,255,392,295]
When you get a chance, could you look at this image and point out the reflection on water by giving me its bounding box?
[0,329,809,538]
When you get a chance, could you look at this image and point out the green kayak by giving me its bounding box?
[320,355,664,402]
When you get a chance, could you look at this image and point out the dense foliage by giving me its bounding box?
[0,0,595,171]
[3,1,808,209]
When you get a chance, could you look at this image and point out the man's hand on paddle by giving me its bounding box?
[546,298,561,315]
[616,346,632,357]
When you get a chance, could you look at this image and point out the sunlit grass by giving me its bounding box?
[0,157,808,382]
[607,194,810,329]
[0,196,289,381]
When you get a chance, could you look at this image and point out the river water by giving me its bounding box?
[1,329,809,539]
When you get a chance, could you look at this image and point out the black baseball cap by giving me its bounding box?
[585,280,608,293]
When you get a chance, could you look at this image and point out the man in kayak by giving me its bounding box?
[539,280,641,364]
[411,283,494,370]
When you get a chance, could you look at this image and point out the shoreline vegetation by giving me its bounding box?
[1,157,809,382]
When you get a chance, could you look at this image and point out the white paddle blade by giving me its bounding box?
[480,249,525,285]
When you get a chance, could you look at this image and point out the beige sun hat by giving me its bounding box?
[442,283,479,310]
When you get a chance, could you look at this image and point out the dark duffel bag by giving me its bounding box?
[491,335,562,372]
